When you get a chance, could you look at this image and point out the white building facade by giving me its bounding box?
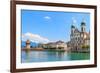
[69,20,90,52]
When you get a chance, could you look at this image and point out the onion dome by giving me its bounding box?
[81,18,86,26]
[71,25,75,28]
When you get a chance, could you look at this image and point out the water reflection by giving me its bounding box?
[24,50,30,62]
[21,50,90,63]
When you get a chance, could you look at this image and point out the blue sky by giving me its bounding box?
[21,9,90,42]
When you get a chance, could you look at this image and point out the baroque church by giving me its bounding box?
[68,19,90,52]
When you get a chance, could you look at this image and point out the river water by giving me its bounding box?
[21,50,90,63]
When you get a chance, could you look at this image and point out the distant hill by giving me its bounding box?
[21,41,39,48]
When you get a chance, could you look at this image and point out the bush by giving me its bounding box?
[82,45,90,49]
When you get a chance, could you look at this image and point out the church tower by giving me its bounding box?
[81,19,86,32]
[71,25,75,34]
[71,18,76,35]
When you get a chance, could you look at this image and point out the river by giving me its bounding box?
[21,50,90,63]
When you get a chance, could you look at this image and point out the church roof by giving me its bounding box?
[55,40,64,44]
[81,21,86,26]
[74,28,80,33]
[71,25,75,28]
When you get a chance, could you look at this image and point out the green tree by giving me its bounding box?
[81,45,90,49]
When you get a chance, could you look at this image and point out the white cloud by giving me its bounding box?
[44,16,51,19]
[22,32,50,43]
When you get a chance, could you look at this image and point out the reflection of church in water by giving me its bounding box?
[67,19,90,52]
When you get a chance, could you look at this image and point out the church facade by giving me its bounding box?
[68,20,90,52]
